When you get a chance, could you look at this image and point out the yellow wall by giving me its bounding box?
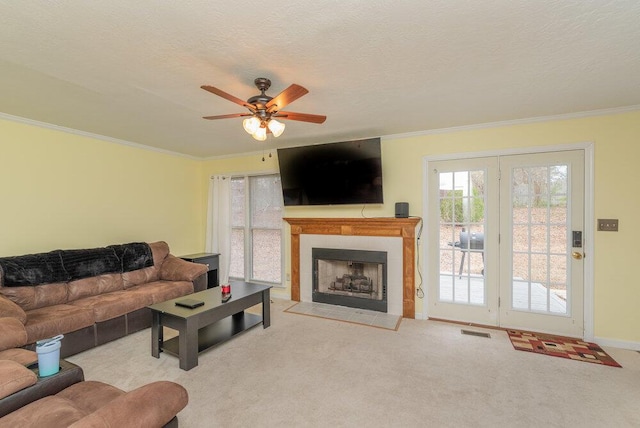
[387,111,640,345]
[4,109,638,344]
[204,110,640,345]
[0,118,205,257]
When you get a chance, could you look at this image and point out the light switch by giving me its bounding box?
[597,219,619,231]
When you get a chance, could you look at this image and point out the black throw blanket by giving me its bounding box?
[0,242,154,287]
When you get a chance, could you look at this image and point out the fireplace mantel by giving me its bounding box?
[284,217,421,318]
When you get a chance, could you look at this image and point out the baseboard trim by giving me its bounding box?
[427,317,505,331]
[594,336,640,351]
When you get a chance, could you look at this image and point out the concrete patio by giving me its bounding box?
[438,274,567,313]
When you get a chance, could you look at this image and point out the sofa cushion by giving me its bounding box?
[121,241,167,289]
[0,296,27,324]
[0,282,68,312]
[33,283,69,310]
[24,305,95,344]
[149,241,170,266]
[67,381,188,428]
[0,360,37,400]
[122,266,158,289]
[56,381,124,414]
[0,250,68,287]
[69,291,153,323]
[0,395,88,427]
[0,348,37,366]
[67,274,123,302]
[0,286,35,311]
[127,280,194,304]
[0,318,28,351]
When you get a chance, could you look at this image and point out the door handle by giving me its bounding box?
[571,251,584,260]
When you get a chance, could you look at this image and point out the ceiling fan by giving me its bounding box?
[201,77,326,141]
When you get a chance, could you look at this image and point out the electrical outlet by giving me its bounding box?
[286,273,291,281]
[597,219,619,231]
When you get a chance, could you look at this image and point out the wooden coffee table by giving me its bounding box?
[149,281,271,370]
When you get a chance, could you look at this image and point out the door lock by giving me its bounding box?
[572,231,582,248]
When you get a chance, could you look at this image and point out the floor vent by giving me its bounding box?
[461,329,491,338]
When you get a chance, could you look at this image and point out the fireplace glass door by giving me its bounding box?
[313,248,387,312]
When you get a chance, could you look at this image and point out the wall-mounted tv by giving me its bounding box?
[277,137,383,206]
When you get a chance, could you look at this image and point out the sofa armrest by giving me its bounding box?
[0,318,28,351]
[0,359,84,418]
[192,273,207,293]
[0,296,27,325]
[0,360,37,400]
[159,255,208,282]
[69,381,188,428]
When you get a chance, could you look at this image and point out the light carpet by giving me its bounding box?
[67,299,640,427]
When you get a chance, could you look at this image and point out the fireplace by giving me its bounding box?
[313,248,387,312]
[284,217,421,318]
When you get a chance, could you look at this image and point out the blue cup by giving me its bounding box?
[36,335,63,376]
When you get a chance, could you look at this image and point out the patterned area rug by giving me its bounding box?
[507,330,621,367]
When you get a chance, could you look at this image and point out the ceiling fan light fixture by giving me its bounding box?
[202,77,326,141]
[243,116,261,134]
[268,119,285,137]
[252,126,267,141]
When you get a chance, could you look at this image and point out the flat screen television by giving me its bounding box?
[277,137,383,206]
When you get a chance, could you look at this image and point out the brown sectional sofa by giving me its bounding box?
[4,380,188,427]
[0,348,188,427]
[0,241,208,358]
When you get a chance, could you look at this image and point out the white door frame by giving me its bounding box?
[422,142,594,340]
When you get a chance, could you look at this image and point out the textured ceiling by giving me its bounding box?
[1,1,639,158]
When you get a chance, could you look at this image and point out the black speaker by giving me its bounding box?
[395,202,409,218]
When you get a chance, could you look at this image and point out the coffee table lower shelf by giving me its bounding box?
[161,312,262,357]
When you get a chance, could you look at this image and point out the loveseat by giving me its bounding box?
[0,348,188,427]
[0,241,207,358]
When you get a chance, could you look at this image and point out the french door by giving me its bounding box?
[427,150,585,337]
[427,157,499,325]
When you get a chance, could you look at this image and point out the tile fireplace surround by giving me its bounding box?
[284,217,421,318]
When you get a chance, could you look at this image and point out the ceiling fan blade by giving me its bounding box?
[274,111,327,124]
[265,84,309,112]
[202,113,252,120]
[201,85,255,111]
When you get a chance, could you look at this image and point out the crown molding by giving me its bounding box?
[383,104,640,141]
[0,112,201,160]
[4,104,640,160]
[212,104,640,159]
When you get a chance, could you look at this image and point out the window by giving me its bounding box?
[229,174,283,284]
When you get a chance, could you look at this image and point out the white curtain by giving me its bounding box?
[205,175,231,285]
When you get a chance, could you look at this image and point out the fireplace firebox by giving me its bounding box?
[312,248,387,312]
